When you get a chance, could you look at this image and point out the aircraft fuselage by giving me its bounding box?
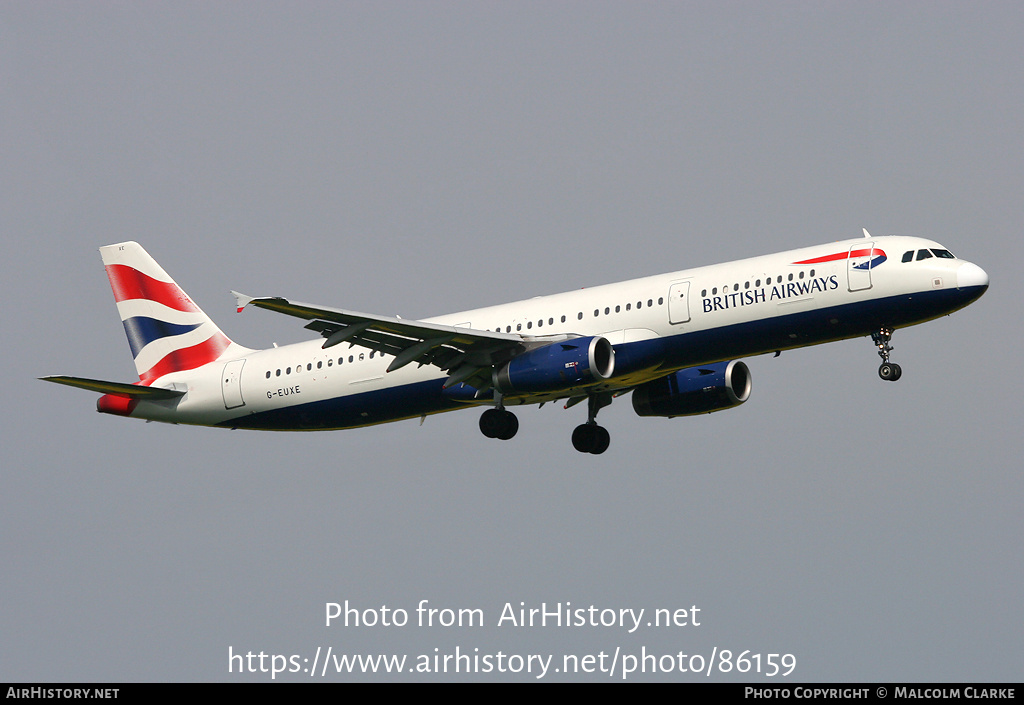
[103,235,986,436]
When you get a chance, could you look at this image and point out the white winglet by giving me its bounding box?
[863,228,872,238]
[231,290,256,313]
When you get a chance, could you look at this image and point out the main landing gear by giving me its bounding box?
[479,392,614,454]
[572,394,612,455]
[872,327,902,382]
[479,406,518,440]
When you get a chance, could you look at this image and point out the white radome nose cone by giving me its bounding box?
[956,262,989,289]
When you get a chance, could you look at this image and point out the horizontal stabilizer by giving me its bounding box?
[40,375,186,399]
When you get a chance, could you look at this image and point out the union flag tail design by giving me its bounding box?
[100,242,246,383]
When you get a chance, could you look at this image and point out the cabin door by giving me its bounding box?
[221,359,246,409]
[847,243,874,291]
[668,280,691,324]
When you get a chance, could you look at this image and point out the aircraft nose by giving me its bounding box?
[956,261,989,291]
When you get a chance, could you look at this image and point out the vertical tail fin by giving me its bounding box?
[100,242,248,383]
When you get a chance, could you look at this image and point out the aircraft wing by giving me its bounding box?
[233,292,528,391]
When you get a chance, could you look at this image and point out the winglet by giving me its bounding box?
[863,228,872,238]
[232,291,256,313]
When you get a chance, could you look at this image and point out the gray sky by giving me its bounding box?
[3,2,1021,682]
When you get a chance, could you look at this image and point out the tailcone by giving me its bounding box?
[97,394,138,416]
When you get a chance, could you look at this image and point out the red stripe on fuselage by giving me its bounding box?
[105,264,200,313]
[793,248,883,265]
[138,332,231,382]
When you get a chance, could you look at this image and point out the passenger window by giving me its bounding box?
[917,249,933,261]
[561,316,566,323]
[577,312,583,320]
[902,251,914,263]
[265,371,271,379]
[604,307,610,315]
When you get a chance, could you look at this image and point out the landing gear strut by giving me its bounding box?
[872,327,902,381]
[572,393,612,454]
[479,397,518,440]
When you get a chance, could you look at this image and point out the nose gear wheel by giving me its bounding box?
[871,328,902,381]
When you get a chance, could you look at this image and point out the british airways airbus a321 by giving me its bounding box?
[42,230,987,454]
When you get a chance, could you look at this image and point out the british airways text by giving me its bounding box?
[702,275,840,313]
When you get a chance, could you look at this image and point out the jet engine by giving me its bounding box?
[493,336,614,394]
[631,360,751,417]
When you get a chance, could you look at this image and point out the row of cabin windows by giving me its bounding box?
[491,297,666,333]
[700,269,816,298]
[263,295,674,377]
[902,248,955,262]
[264,283,776,377]
[265,352,379,378]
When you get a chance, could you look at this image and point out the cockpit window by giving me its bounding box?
[902,251,914,263]
[916,249,933,261]
[931,249,955,259]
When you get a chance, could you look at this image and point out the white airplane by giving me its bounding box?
[42,231,988,454]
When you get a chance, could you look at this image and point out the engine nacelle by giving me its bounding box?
[494,336,615,394]
[632,360,751,417]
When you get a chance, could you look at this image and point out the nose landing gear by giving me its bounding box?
[872,328,902,381]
